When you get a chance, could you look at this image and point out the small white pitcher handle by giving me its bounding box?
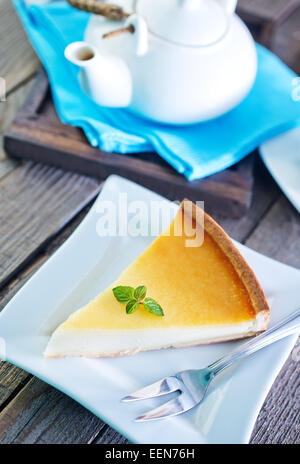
[125,14,149,56]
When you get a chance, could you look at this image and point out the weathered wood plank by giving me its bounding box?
[0,80,41,412]
[272,4,300,75]
[0,159,101,417]
[251,339,300,444]
[0,199,110,444]
[0,158,17,182]
[0,79,34,179]
[216,157,280,242]
[238,0,300,22]
[0,362,30,412]
[245,195,300,444]
[0,202,94,412]
[0,80,34,136]
[0,161,102,288]
[0,0,39,93]
[93,426,130,445]
[0,377,106,444]
[238,0,300,61]
[245,195,300,268]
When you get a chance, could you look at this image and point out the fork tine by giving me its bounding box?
[134,393,194,422]
[121,376,182,402]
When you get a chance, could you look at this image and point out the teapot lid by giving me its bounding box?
[135,0,230,47]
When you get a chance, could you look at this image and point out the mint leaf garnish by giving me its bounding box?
[144,298,164,317]
[134,285,147,300]
[113,285,164,317]
[126,299,140,314]
[113,286,134,303]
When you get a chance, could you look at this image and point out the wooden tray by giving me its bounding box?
[237,0,300,50]
[4,68,254,218]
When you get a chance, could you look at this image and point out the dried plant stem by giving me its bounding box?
[67,0,130,21]
[103,24,135,39]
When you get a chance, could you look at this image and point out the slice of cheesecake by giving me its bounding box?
[44,201,270,358]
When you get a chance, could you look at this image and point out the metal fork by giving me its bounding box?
[122,308,300,422]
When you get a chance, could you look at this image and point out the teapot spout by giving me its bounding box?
[64,42,132,108]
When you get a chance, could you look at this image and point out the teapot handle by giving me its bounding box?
[217,0,237,14]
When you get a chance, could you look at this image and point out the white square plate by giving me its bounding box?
[0,175,299,444]
[260,127,300,214]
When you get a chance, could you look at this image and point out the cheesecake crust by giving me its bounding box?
[181,200,270,330]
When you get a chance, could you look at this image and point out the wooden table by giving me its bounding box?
[0,0,299,444]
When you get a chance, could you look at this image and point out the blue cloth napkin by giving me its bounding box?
[14,0,300,181]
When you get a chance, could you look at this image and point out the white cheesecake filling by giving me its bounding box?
[44,315,265,358]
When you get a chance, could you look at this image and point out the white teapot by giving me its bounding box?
[65,0,257,125]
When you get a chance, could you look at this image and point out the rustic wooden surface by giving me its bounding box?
[0,1,299,444]
[238,0,300,74]
[238,0,300,22]
[0,0,39,94]
[4,68,254,219]
[0,161,101,288]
